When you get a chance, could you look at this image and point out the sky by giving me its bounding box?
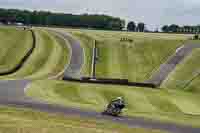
[1,0,200,30]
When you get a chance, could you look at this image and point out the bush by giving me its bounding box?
[193,34,199,40]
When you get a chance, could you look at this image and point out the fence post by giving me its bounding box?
[91,40,98,79]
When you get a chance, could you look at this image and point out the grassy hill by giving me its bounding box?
[162,48,200,92]
[1,27,199,130]
[0,106,166,133]
[0,29,69,79]
[66,28,191,82]
[27,80,200,127]
[0,26,33,74]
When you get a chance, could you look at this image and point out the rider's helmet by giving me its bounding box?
[116,97,123,101]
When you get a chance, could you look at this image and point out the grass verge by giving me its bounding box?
[0,29,69,79]
[0,26,33,74]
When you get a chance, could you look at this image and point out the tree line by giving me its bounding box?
[0,8,125,30]
[162,24,200,33]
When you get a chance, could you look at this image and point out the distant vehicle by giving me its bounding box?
[102,97,125,116]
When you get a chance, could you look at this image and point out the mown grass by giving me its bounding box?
[0,29,69,79]
[0,26,33,73]
[96,39,183,81]
[162,48,200,92]
[0,106,166,133]
[27,80,200,127]
[66,28,190,81]
[96,39,128,79]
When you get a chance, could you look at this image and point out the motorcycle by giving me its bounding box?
[102,102,124,116]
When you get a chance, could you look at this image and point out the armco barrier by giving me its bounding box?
[63,77,157,88]
[0,29,36,75]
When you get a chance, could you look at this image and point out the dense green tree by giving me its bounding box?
[137,22,145,32]
[161,25,169,32]
[127,21,136,31]
[168,24,179,32]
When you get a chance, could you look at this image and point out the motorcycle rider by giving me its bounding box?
[109,97,125,110]
[103,97,125,116]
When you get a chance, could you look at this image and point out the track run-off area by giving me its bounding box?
[0,27,200,133]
